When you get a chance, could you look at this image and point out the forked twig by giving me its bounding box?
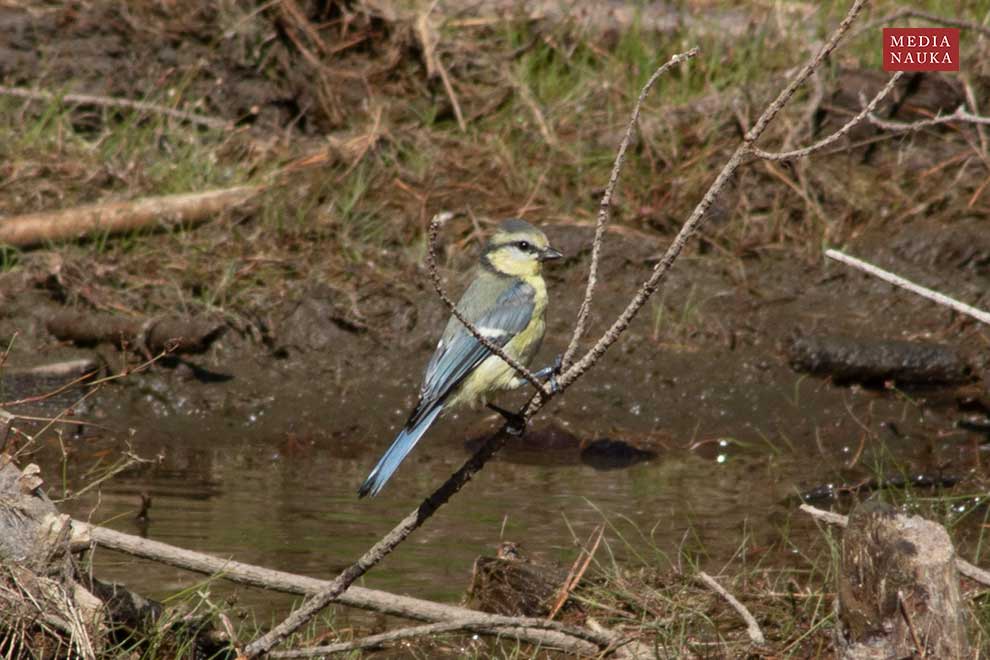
[426,212,548,394]
[751,72,904,161]
[243,2,870,655]
[560,47,699,371]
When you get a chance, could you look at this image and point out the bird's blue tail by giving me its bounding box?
[358,405,444,497]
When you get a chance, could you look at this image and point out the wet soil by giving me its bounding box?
[4,222,988,619]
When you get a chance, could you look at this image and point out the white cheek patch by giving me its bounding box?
[478,327,509,339]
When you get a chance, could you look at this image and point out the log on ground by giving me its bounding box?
[787,335,973,385]
[45,311,227,355]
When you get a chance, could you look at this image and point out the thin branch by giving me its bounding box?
[800,504,990,587]
[0,85,232,130]
[697,571,765,645]
[751,72,904,161]
[75,521,602,654]
[560,47,700,371]
[555,0,869,395]
[426,212,548,394]
[825,249,990,325]
[867,105,990,132]
[851,9,990,41]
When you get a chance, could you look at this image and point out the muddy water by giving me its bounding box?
[44,245,984,622]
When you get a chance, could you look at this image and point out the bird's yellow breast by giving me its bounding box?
[448,273,548,408]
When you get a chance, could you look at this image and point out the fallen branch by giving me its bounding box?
[268,616,589,658]
[800,504,990,588]
[697,571,765,645]
[44,312,227,357]
[0,186,262,249]
[825,249,990,326]
[69,520,603,655]
[0,85,232,130]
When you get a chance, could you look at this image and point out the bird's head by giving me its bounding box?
[482,218,563,278]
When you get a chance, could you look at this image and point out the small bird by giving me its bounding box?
[358,219,563,497]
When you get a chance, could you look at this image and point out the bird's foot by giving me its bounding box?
[487,402,527,435]
[533,354,563,395]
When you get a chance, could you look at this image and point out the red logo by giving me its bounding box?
[883,28,959,71]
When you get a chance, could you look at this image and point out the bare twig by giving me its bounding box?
[752,72,904,161]
[548,524,604,620]
[825,249,990,325]
[426,212,548,394]
[0,85,231,130]
[867,106,990,132]
[560,47,699,371]
[697,571,765,645]
[244,3,870,654]
[851,9,990,41]
[555,0,869,395]
[0,186,262,249]
[800,504,990,587]
[268,615,600,657]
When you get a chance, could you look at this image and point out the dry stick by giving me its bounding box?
[547,524,605,620]
[0,85,231,130]
[247,3,868,653]
[799,504,990,588]
[426,212,547,394]
[0,185,262,249]
[560,47,700,371]
[697,571,765,645]
[268,616,588,658]
[867,106,990,132]
[751,71,904,161]
[825,249,990,326]
[554,0,870,397]
[76,523,601,655]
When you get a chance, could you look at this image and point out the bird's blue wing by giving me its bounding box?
[412,278,535,424]
[357,278,535,497]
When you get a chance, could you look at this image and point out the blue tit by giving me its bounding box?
[358,218,563,497]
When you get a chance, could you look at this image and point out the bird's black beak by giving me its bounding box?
[539,246,564,262]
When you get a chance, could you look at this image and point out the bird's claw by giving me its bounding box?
[487,402,527,434]
[533,354,563,395]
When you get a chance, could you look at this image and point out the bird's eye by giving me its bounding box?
[516,241,532,251]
